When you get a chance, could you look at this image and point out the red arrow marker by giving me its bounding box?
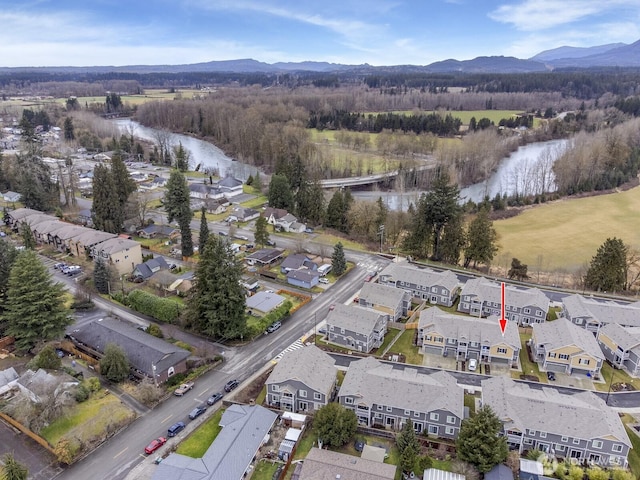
[499,282,507,335]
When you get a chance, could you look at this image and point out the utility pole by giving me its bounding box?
[378,225,385,253]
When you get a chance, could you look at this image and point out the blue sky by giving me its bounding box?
[1,0,639,67]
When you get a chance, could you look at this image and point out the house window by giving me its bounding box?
[592,440,603,449]
[375,413,382,419]
[314,392,322,400]
[446,416,456,424]
[573,438,580,445]
[612,444,623,453]
[524,308,531,314]
[430,413,439,421]
[527,429,536,436]
[387,406,393,412]
[426,335,432,341]
[540,432,547,438]
[536,311,543,317]
[579,359,590,365]
[445,426,455,435]
[414,411,420,418]
[548,352,556,358]
[377,405,383,410]
[272,385,279,392]
[556,444,566,452]
[561,436,568,442]
[299,390,307,398]
[431,287,437,293]
[524,438,533,445]
[559,354,569,360]
[461,303,468,309]
[428,425,438,435]
[497,347,507,354]
[344,397,353,404]
[405,410,411,416]
[435,337,443,343]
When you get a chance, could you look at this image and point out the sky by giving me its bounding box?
[1,0,640,68]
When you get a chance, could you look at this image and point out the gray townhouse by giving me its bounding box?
[531,318,604,377]
[378,262,459,307]
[325,304,388,353]
[482,376,631,467]
[561,294,640,334]
[418,307,520,367]
[265,345,337,413]
[338,356,463,438]
[597,323,640,377]
[357,281,411,322]
[457,277,549,326]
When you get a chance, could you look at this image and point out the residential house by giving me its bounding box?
[67,316,190,383]
[457,277,549,326]
[137,224,178,239]
[326,304,388,353]
[30,218,66,246]
[357,282,411,322]
[230,206,260,222]
[2,191,21,203]
[531,318,603,377]
[560,294,640,334]
[91,237,142,275]
[280,254,316,274]
[69,230,117,258]
[288,221,307,234]
[245,248,285,267]
[53,224,93,253]
[418,307,520,366]
[286,269,320,289]
[378,262,459,307]
[151,176,167,188]
[246,291,286,315]
[0,367,20,398]
[13,369,79,403]
[132,256,170,280]
[338,356,464,438]
[4,208,40,229]
[597,323,640,377]
[266,345,337,413]
[263,207,306,232]
[188,183,212,200]
[204,198,227,215]
[482,376,631,467]
[264,207,289,225]
[297,448,396,480]
[216,175,244,197]
[152,404,278,480]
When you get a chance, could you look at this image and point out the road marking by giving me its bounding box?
[114,447,128,459]
[160,414,173,424]
[274,339,305,361]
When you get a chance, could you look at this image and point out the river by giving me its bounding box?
[115,119,259,181]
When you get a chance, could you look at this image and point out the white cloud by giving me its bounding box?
[489,0,639,31]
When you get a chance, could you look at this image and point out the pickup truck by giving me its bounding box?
[174,382,194,396]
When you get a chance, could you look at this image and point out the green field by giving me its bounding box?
[363,109,523,125]
[494,187,640,272]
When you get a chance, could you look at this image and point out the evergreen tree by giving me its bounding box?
[0,242,18,318]
[164,170,194,257]
[1,453,28,480]
[314,403,357,448]
[397,419,420,472]
[508,258,529,281]
[31,344,62,370]
[464,208,498,268]
[94,257,111,295]
[325,189,344,230]
[198,206,209,255]
[456,405,508,473]
[1,250,72,352]
[374,196,388,234]
[584,237,628,292]
[253,171,263,192]
[20,223,36,250]
[91,164,123,233]
[186,237,247,339]
[110,152,137,208]
[268,174,294,210]
[440,215,466,266]
[15,144,59,212]
[332,242,347,276]
[100,343,130,383]
[173,142,190,171]
[254,215,270,248]
[63,117,75,141]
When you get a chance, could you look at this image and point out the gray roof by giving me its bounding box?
[152,404,278,480]
[92,237,140,255]
[339,356,463,419]
[0,367,18,387]
[423,469,466,480]
[562,294,640,328]
[418,307,520,350]
[532,318,604,360]
[460,277,549,312]
[482,376,630,446]
[327,304,386,336]
[53,224,90,241]
[189,183,211,194]
[245,248,284,264]
[598,323,640,353]
[298,448,397,480]
[218,175,243,188]
[246,291,286,312]
[23,213,59,228]
[485,464,515,480]
[281,254,313,271]
[287,269,319,283]
[68,317,190,377]
[7,208,42,222]
[359,282,409,309]
[32,219,68,236]
[72,229,117,247]
[379,262,459,292]
[134,256,170,279]
[266,345,336,395]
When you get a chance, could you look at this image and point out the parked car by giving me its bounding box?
[167,421,185,437]
[224,379,239,392]
[547,371,556,381]
[319,278,329,284]
[207,392,223,405]
[65,266,81,275]
[174,382,194,396]
[266,240,276,246]
[354,439,365,452]
[329,304,335,311]
[189,405,207,420]
[144,437,167,454]
[468,358,478,371]
[218,231,228,236]
[54,262,67,270]
[266,321,282,333]
[128,275,144,283]
[304,228,314,234]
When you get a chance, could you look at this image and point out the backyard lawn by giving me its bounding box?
[392,329,423,365]
[512,332,543,381]
[176,408,224,458]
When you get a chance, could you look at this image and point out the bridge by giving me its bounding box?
[318,163,435,189]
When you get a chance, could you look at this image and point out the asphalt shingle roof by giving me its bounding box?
[379,262,459,292]
[598,323,640,353]
[298,448,397,480]
[532,318,604,360]
[563,294,640,328]
[359,282,409,309]
[266,345,336,396]
[327,304,385,336]
[460,277,549,312]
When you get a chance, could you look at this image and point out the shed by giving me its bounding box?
[282,412,307,428]
[361,444,387,463]
[423,468,466,480]
[278,439,296,460]
[485,464,514,480]
[285,428,303,442]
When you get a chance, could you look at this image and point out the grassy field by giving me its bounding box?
[494,186,640,272]
[624,425,640,478]
[362,109,523,125]
[392,329,423,365]
[176,408,224,458]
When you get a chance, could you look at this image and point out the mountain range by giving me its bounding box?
[2,39,640,75]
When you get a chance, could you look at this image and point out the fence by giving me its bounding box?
[0,412,56,455]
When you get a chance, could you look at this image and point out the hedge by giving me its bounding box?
[126,290,183,323]
[248,300,293,337]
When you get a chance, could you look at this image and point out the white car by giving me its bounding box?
[468,358,478,371]
[319,278,329,284]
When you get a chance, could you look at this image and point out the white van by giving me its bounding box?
[468,358,478,371]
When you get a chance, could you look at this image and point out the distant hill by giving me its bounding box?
[530,43,626,62]
[2,38,640,75]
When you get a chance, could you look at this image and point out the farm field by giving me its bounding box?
[363,109,523,125]
[494,186,640,272]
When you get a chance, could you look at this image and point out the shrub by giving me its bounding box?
[126,290,183,323]
[84,377,101,393]
[147,323,164,338]
[74,384,90,402]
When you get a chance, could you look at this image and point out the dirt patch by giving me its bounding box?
[235,367,273,405]
[612,382,636,392]
[520,374,539,382]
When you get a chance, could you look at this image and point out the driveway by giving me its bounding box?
[0,420,62,480]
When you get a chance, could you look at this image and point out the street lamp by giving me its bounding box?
[605,366,618,406]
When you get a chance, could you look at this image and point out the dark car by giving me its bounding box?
[354,439,365,452]
[189,405,207,420]
[224,379,239,392]
[144,437,167,454]
[167,421,185,437]
[547,371,556,381]
[54,262,67,270]
[207,392,223,405]
[218,231,228,236]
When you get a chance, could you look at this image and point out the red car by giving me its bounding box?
[144,437,167,454]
